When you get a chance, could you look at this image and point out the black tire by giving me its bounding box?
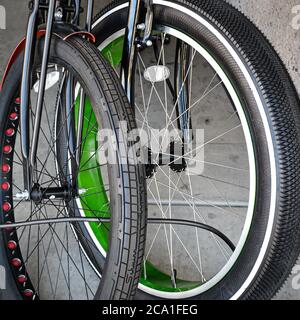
[91,0,300,300]
[0,35,146,300]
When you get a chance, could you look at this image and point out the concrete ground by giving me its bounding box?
[0,0,300,300]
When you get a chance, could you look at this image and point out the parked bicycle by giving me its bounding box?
[0,0,146,300]
[90,0,300,300]
[1,0,300,300]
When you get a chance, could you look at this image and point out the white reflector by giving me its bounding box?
[144,65,170,83]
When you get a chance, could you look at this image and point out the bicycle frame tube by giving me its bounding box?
[86,0,93,32]
[76,0,93,169]
[30,0,56,173]
[120,0,142,103]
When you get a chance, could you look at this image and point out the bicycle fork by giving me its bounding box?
[20,0,94,197]
[20,0,56,192]
[121,0,154,105]
[121,0,192,169]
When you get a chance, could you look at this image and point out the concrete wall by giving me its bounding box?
[1,0,300,94]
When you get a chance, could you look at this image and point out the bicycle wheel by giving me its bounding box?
[87,0,300,300]
[0,34,146,300]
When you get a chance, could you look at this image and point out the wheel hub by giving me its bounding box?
[30,184,73,204]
